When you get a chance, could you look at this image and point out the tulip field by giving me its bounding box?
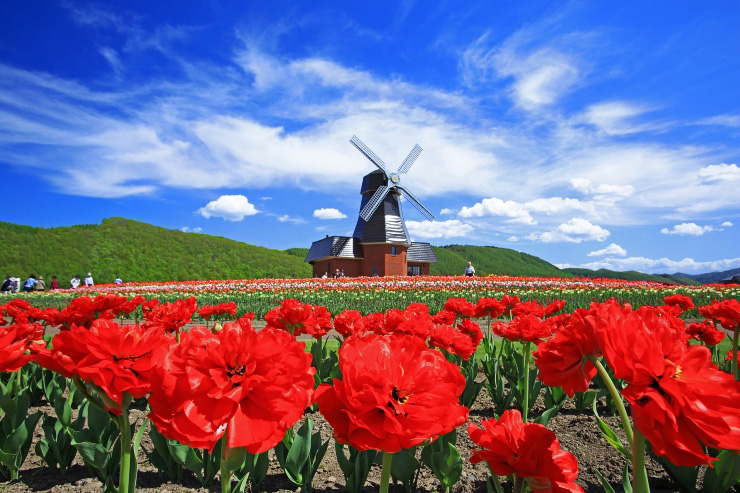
[1,276,739,493]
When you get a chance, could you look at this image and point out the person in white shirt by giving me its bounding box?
[70,275,80,289]
[84,273,94,287]
[464,262,476,277]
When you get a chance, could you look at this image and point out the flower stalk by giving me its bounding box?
[732,327,739,380]
[632,429,650,493]
[587,355,634,448]
[522,342,531,422]
[379,452,393,493]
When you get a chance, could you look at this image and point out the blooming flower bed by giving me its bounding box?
[1,286,739,493]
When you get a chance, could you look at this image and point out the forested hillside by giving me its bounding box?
[562,268,699,286]
[1,218,312,284]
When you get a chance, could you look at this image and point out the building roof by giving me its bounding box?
[720,274,740,284]
[408,242,437,262]
[305,236,363,262]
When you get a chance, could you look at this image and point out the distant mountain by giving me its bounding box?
[0,218,312,284]
[561,268,700,286]
[671,267,740,284]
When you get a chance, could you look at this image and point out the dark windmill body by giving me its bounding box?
[305,136,437,277]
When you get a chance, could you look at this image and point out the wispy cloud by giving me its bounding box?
[557,256,740,274]
[407,219,474,239]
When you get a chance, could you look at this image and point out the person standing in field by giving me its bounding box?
[50,276,60,290]
[23,275,37,292]
[1,276,12,294]
[35,275,45,291]
[70,275,80,289]
[115,275,123,285]
[84,272,94,287]
[465,262,476,277]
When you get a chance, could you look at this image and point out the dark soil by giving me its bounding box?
[3,383,729,493]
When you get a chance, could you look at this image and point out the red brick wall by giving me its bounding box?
[361,244,408,277]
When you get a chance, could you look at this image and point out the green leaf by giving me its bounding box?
[704,450,740,493]
[622,461,633,493]
[533,404,561,426]
[284,419,313,483]
[167,440,204,474]
[595,468,616,493]
[591,400,631,460]
[72,441,111,470]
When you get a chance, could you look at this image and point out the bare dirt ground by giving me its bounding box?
[3,383,724,493]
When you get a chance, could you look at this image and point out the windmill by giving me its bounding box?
[349,135,434,244]
[304,136,438,277]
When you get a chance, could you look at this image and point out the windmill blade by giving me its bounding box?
[359,185,390,222]
[398,186,435,220]
[397,144,422,174]
[350,135,389,176]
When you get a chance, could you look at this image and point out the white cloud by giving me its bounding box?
[260,196,272,201]
[660,223,713,236]
[558,256,740,274]
[721,221,733,227]
[196,195,259,221]
[458,198,535,224]
[458,196,601,226]
[698,163,740,183]
[180,226,202,233]
[276,214,306,224]
[587,243,627,257]
[526,218,610,243]
[406,220,474,239]
[507,236,519,242]
[313,208,347,220]
[440,208,453,215]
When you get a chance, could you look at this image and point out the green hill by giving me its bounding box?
[430,245,572,278]
[562,268,700,286]
[0,218,312,284]
[284,244,571,278]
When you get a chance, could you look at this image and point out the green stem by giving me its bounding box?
[732,327,739,381]
[487,466,504,493]
[221,437,231,493]
[588,355,634,448]
[513,474,525,493]
[15,367,22,396]
[632,429,650,493]
[118,409,132,493]
[379,452,393,493]
[522,342,531,422]
[72,377,110,414]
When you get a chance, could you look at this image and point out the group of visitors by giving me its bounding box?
[0,272,124,293]
[2,274,59,293]
[321,269,346,278]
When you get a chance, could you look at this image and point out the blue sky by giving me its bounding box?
[1,1,739,274]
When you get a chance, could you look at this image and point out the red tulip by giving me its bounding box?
[148,323,314,453]
[0,323,43,373]
[469,409,584,493]
[316,333,468,453]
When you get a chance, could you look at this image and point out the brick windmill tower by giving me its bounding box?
[305,136,437,277]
